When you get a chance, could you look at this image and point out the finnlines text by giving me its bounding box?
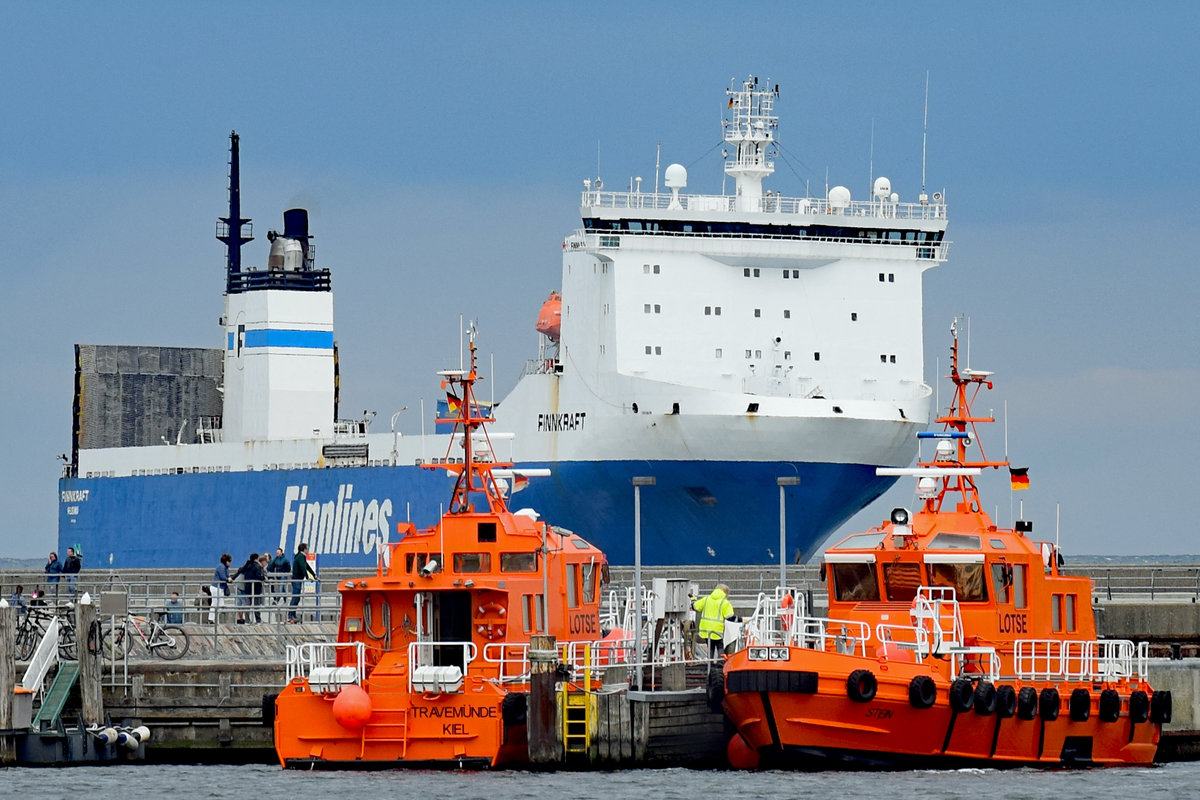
[538,412,586,432]
[280,484,393,556]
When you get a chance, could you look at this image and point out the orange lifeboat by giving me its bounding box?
[272,329,608,769]
[719,320,1168,769]
[535,291,561,342]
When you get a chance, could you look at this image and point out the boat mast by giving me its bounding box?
[216,131,254,293]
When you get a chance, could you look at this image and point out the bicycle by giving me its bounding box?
[15,604,77,661]
[101,613,190,660]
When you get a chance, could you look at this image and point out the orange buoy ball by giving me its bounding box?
[726,732,759,769]
[332,684,373,729]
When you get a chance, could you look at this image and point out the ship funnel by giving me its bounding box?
[283,208,309,241]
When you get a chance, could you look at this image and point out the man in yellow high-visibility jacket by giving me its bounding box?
[693,583,735,659]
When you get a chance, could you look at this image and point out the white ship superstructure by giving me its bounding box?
[62,77,950,568]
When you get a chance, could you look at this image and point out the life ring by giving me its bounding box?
[1069,688,1091,721]
[1098,689,1121,723]
[1038,687,1060,721]
[1129,690,1150,724]
[476,623,507,640]
[476,602,507,618]
[846,669,877,703]
[995,685,1017,719]
[780,593,794,631]
[908,675,936,709]
[948,677,975,713]
[973,681,997,716]
[1016,687,1038,720]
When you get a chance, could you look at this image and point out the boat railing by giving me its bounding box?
[741,588,809,647]
[581,190,948,221]
[407,640,477,694]
[285,640,365,687]
[1013,638,1148,683]
[911,587,964,655]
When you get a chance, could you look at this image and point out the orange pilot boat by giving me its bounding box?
[720,320,1171,769]
[273,330,607,769]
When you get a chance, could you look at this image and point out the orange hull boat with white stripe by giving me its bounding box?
[720,320,1169,769]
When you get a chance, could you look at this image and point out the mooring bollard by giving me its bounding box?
[527,633,560,765]
[1,604,16,764]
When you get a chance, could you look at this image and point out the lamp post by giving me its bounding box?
[777,477,801,589]
[389,407,408,465]
[632,476,656,690]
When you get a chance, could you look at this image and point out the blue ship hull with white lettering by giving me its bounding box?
[58,461,893,569]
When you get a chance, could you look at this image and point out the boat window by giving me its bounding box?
[535,594,545,632]
[501,552,539,572]
[989,539,1007,549]
[408,553,442,574]
[1052,594,1063,632]
[832,563,880,602]
[522,595,532,632]
[477,522,497,543]
[928,533,981,550]
[991,563,1013,604]
[581,562,598,603]
[1066,594,1077,633]
[453,553,491,573]
[1012,564,1028,609]
[832,532,887,550]
[567,564,580,608]
[883,562,923,602]
[929,562,988,602]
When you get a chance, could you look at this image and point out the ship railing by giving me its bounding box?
[1013,638,1147,682]
[285,640,365,688]
[911,587,964,655]
[482,641,534,683]
[740,588,809,647]
[744,615,871,657]
[579,229,950,261]
[581,190,948,221]
[407,640,477,694]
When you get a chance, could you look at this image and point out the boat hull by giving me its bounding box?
[721,651,1161,769]
[59,458,897,568]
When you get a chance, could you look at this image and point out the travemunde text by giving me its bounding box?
[280,484,393,556]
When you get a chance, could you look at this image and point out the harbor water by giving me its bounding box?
[4,762,1198,800]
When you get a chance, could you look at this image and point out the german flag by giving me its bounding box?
[445,392,462,415]
[1009,467,1030,491]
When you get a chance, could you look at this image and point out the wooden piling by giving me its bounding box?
[76,598,103,726]
[1,605,15,764]
[527,634,560,765]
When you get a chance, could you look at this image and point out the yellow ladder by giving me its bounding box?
[560,643,594,755]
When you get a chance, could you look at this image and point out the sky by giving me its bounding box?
[2,2,1198,560]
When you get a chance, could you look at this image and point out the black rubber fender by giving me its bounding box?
[973,681,997,716]
[1069,688,1091,721]
[706,661,726,712]
[1039,687,1060,721]
[1097,689,1121,723]
[261,693,278,727]
[1016,687,1038,720]
[949,677,975,713]
[846,669,877,703]
[1129,690,1150,724]
[908,675,936,710]
[501,692,528,727]
[1151,690,1173,724]
[995,684,1017,719]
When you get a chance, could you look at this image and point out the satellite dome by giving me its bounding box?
[828,185,851,209]
[664,163,688,189]
[873,176,891,198]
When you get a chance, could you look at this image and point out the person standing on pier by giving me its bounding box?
[210,553,233,622]
[44,551,62,595]
[268,547,290,606]
[62,546,82,595]
[693,583,735,659]
[288,543,316,623]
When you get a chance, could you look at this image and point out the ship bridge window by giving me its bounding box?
[928,561,988,602]
[581,561,598,603]
[831,562,880,602]
[453,553,492,573]
[1012,564,1027,609]
[501,552,539,573]
[927,533,981,550]
[883,561,924,603]
[832,532,887,549]
[991,563,1013,604]
[989,539,1007,549]
[406,553,443,574]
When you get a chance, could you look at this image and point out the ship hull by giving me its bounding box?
[59,457,898,568]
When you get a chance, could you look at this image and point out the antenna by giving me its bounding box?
[921,71,930,194]
[869,118,875,201]
[654,142,661,195]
